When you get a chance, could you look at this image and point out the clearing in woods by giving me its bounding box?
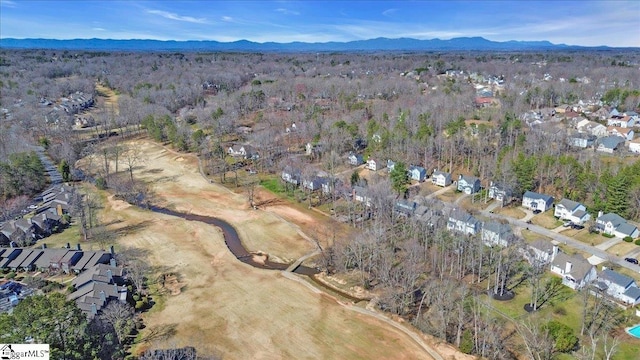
[82,139,459,360]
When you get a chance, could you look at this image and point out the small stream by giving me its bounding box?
[149,206,368,302]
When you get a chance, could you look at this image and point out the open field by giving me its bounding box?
[559,227,608,246]
[531,211,562,229]
[494,206,526,219]
[79,139,447,359]
[607,242,640,257]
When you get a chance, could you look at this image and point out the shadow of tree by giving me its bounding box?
[139,323,178,343]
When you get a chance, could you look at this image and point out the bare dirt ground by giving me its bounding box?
[84,139,442,359]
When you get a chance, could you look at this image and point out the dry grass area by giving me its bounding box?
[494,206,525,219]
[559,228,607,246]
[521,229,553,243]
[79,139,441,360]
[607,242,640,257]
[435,188,457,202]
[531,211,562,229]
[95,83,119,114]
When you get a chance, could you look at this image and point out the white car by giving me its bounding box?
[28,205,38,209]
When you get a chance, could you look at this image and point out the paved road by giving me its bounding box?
[477,208,640,273]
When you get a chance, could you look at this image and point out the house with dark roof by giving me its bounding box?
[302,176,328,192]
[597,269,636,301]
[481,221,514,247]
[281,166,302,186]
[431,170,452,187]
[596,136,625,153]
[488,181,513,206]
[408,165,427,182]
[596,212,639,239]
[550,253,597,290]
[568,132,597,148]
[447,209,481,236]
[554,198,590,225]
[457,175,481,194]
[352,186,372,207]
[394,200,417,217]
[522,191,554,212]
[348,153,364,166]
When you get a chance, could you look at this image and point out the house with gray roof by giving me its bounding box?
[488,181,513,206]
[550,253,597,290]
[597,269,636,301]
[447,209,481,236]
[281,166,302,186]
[523,239,559,265]
[352,186,372,207]
[431,170,452,187]
[554,198,590,224]
[596,212,639,239]
[394,200,417,217]
[621,287,640,306]
[596,136,625,153]
[522,191,554,212]
[481,221,514,247]
[408,165,427,182]
[457,174,481,194]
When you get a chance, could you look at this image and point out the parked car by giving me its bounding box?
[533,209,542,214]
[625,257,639,265]
[563,221,572,227]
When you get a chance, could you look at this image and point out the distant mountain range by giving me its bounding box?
[0,37,628,52]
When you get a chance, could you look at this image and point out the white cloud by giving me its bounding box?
[275,8,300,16]
[147,9,208,24]
[222,16,233,22]
[382,8,397,17]
[92,27,106,31]
[0,0,16,8]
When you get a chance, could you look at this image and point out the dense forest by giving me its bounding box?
[1,48,640,359]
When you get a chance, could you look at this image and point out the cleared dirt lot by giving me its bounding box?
[84,140,440,359]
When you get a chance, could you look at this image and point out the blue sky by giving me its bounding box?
[1,1,638,47]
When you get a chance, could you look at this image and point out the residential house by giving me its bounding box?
[568,133,597,148]
[596,136,625,153]
[352,186,372,207]
[576,120,607,137]
[596,212,639,239]
[621,287,640,306]
[68,263,128,318]
[457,175,481,194]
[597,269,637,301]
[302,176,328,192]
[554,199,590,224]
[348,154,364,166]
[366,158,380,171]
[488,181,513,206]
[394,200,417,217]
[628,138,640,154]
[522,191,554,212]
[481,221,514,247]
[607,126,635,141]
[386,159,395,172]
[447,210,481,236]
[607,115,635,128]
[474,97,496,108]
[281,166,302,186]
[30,212,62,237]
[408,165,427,182]
[550,253,597,290]
[305,143,324,157]
[431,170,452,187]
[523,239,559,265]
[227,144,259,160]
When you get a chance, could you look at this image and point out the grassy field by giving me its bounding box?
[559,227,608,246]
[531,211,563,229]
[495,206,526,219]
[77,139,439,360]
[607,242,640,257]
[435,188,457,202]
[521,229,554,243]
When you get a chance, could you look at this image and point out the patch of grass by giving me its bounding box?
[260,178,286,194]
[531,211,563,229]
[495,206,526,219]
[436,188,457,202]
[607,242,638,257]
[561,228,608,246]
[31,222,82,250]
[521,229,553,243]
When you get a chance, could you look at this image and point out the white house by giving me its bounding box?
[596,212,640,239]
[523,239,558,265]
[554,198,590,224]
[628,138,640,154]
[596,136,625,153]
[366,159,380,171]
[607,115,635,128]
[457,174,481,194]
[408,165,427,182]
[577,120,607,136]
[352,186,371,207]
[621,287,640,306]
[522,191,554,212]
[302,176,328,192]
[348,154,364,166]
[597,269,636,301]
[447,210,481,236]
[431,170,452,187]
[481,221,513,247]
[281,166,301,186]
[550,253,597,290]
[488,181,513,206]
[568,133,597,148]
[607,126,635,141]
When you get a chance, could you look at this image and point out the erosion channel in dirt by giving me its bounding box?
[150,206,368,303]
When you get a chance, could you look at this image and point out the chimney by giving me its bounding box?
[106,269,113,282]
[99,290,106,302]
[9,242,14,248]
[565,261,572,274]
[109,258,116,267]
[76,243,81,251]
[113,283,118,295]
[598,211,603,218]
[90,303,97,316]
[458,174,462,180]
[41,243,47,249]
[552,245,559,260]
[66,242,70,249]
[109,245,115,255]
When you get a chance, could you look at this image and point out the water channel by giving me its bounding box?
[150,206,368,302]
